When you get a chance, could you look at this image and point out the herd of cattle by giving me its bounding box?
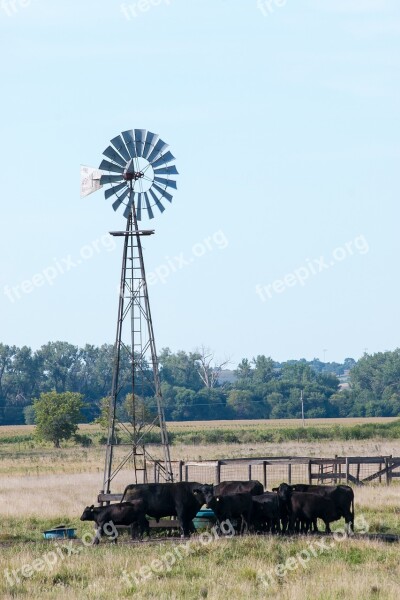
[80,480,355,544]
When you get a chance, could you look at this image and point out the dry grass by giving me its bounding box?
[0,536,399,599]
[2,421,400,598]
[3,439,400,479]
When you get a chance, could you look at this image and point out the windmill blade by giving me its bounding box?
[100,174,124,185]
[102,146,127,168]
[110,134,131,162]
[154,176,177,190]
[112,187,130,211]
[123,191,135,219]
[147,139,168,164]
[153,183,173,203]
[148,189,165,214]
[136,193,142,221]
[154,165,179,176]
[151,151,176,169]
[142,131,159,159]
[134,129,146,157]
[144,192,155,219]
[122,130,137,159]
[99,159,124,174]
[105,181,127,199]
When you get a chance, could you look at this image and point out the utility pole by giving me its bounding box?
[301,389,305,427]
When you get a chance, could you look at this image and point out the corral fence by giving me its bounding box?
[98,455,400,504]
[153,455,400,488]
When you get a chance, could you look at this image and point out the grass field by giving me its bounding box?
[1,420,400,598]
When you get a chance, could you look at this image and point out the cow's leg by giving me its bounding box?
[130,522,141,540]
[280,515,288,534]
[294,519,300,533]
[93,525,102,545]
[288,515,296,534]
[141,517,150,538]
[240,515,248,535]
[179,516,192,538]
[324,521,331,534]
[276,517,281,534]
[345,511,354,534]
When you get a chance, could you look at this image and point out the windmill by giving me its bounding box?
[81,129,178,495]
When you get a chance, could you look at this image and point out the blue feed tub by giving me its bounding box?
[43,527,76,540]
[193,509,216,530]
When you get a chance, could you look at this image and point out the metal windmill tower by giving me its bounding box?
[81,129,178,494]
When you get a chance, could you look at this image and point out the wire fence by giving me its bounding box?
[152,456,400,488]
[98,455,400,504]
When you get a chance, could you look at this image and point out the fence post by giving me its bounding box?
[178,461,183,482]
[248,464,252,481]
[263,461,267,490]
[308,460,312,484]
[288,463,292,485]
[345,457,349,485]
[215,461,221,484]
[185,464,189,482]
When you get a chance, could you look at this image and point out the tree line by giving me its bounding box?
[0,342,399,426]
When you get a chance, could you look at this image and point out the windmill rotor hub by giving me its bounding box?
[124,170,144,182]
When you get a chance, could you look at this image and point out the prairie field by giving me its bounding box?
[1,419,400,599]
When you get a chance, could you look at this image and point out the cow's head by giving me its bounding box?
[193,484,214,505]
[277,483,293,503]
[80,505,95,521]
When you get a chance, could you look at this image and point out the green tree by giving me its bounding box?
[159,348,203,391]
[227,389,267,419]
[122,393,157,431]
[37,342,81,393]
[252,355,275,384]
[33,391,84,447]
[235,358,253,382]
[350,349,400,402]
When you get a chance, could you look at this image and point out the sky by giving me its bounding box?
[0,0,399,366]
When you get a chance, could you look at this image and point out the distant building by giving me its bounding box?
[217,369,237,385]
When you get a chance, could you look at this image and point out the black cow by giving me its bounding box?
[278,483,354,532]
[80,501,149,544]
[195,484,253,534]
[278,488,342,534]
[213,480,264,497]
[251,492,282,534]
[120,482,205,537]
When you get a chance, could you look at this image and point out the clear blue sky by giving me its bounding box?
[1,0,399,365]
